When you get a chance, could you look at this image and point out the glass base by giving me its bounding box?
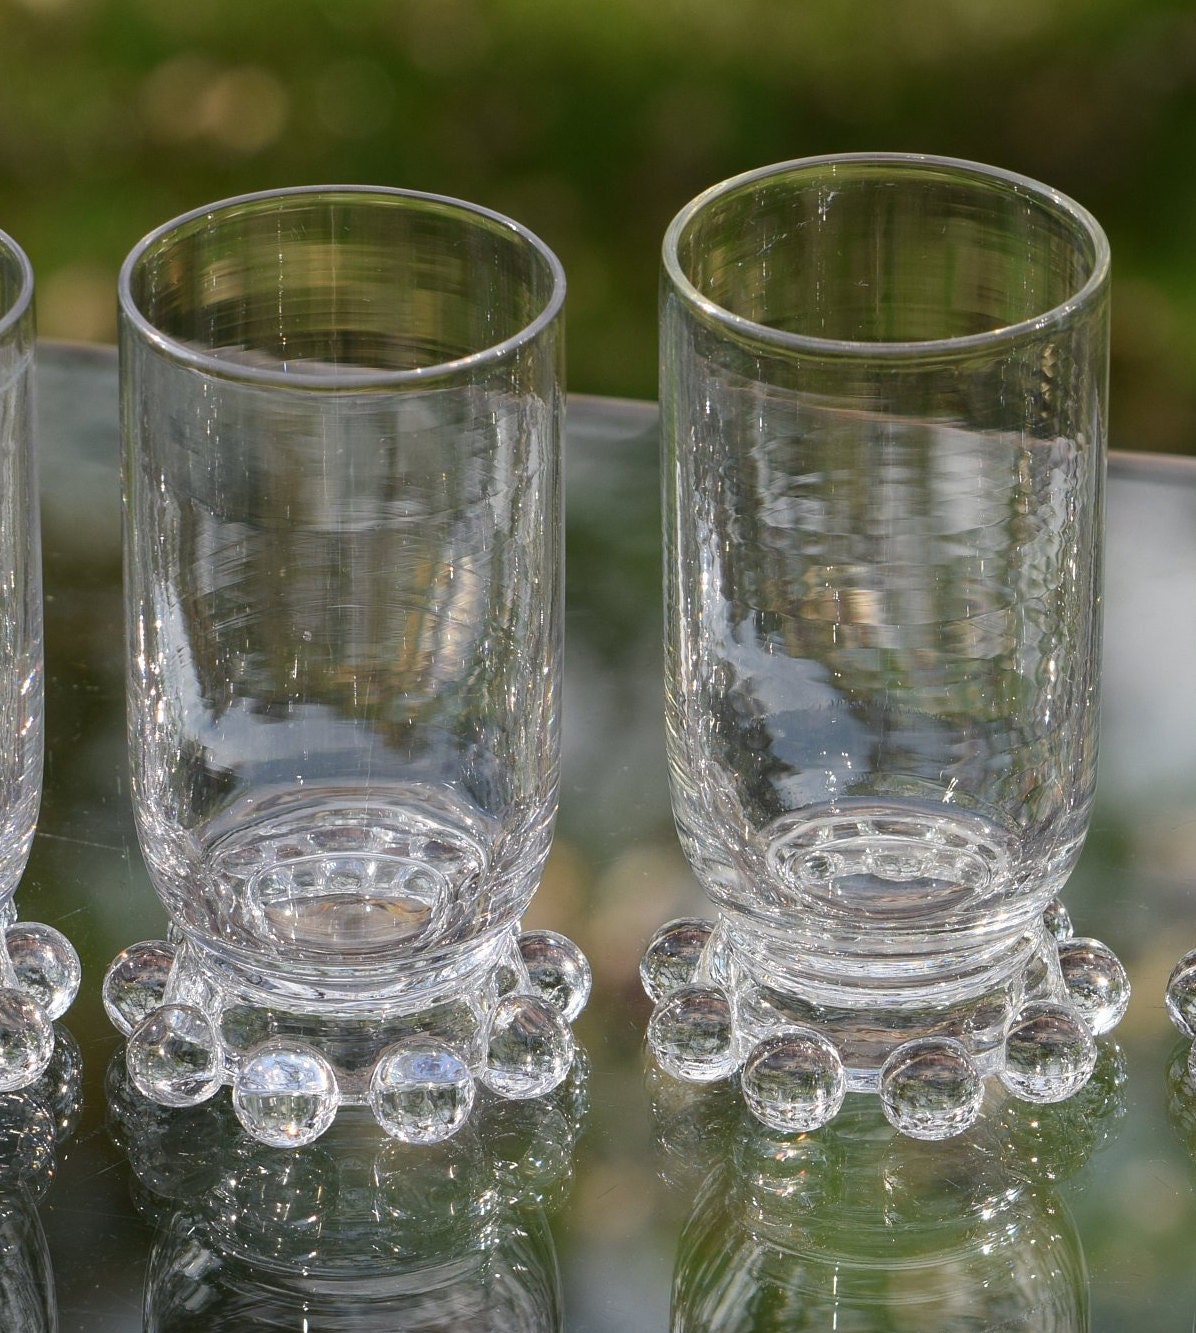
[642,900,1129,1140]
[102,924,590,1147]
[0,901,81,1095]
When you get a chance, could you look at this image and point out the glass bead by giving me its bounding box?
[102,940,176,1036]
[647,984,737,1083]
[0,988,53,1092]
[1165,949,1196,1038]
[639,918,714,1002]
[878,1037,984,1140]
[483,993,574,1099]
[1042,898,1074,942]
[517,930,592,1022]
[5,922,81,1021]
[741,1027,847,1133]
[1001,1000,1097,1103]
[370,1040,476,1144]
[126,1004,223,1108]
[1057,937,1130,1036]
[232,1040,340,1147]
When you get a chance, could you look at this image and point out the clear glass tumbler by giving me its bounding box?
[644,154,1128,1138]
[106,187,589,1145]
[0,231,80,1090]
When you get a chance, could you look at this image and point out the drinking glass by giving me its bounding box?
[104,187,589,1145]
[644,154,1128,1138]
[0,231,80,1090]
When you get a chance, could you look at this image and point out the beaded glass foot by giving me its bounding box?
[0,904,81,1094]
[643,900,1128,1140]
[104,925,589,1146]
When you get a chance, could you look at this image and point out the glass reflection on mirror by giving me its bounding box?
[0,1027,82,1332]
[657,1043,1126,1332]
[107,1047,587,1331]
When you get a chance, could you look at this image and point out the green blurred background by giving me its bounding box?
[3,0,1195,451]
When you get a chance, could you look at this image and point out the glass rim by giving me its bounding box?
[662,152,1112,360]
[0,229,34,341]
[118,183,567,389]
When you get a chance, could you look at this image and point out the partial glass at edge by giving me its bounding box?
[0,232,81,1094]
[120,187,566,1007]
[0,232,40,906]
[656,155,1114,1114]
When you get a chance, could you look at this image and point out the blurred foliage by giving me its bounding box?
[2,0,1195,448]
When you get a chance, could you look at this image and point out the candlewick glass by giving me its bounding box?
[105,186,586,1143]
[647,154,1126,1136]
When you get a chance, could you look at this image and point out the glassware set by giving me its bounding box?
[0,151,1172,1150]
[643,155,1130,1140]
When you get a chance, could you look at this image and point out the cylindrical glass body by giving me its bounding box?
[0,233,40,908]
[120,187,565,1007]
[661,155,1109,1005]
